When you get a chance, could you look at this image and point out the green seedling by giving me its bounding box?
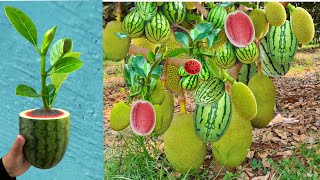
[5,6,83,111]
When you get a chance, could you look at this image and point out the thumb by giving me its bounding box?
[9,135,25,156]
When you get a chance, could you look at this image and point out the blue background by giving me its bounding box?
[0,1,103,179]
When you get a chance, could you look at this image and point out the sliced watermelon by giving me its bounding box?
[184,59,202,75]
[130,100,156,136]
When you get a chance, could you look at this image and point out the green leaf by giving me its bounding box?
[116,32,129,39]
[50,73,68,104]
[132,56,148,78]
[167,48,186,58]
[52,57,83,74]
[175,32,189,47]
[50,39,72,65]
[235,2,256,8]
[63,39,72,53]
[151,65,163,80]
[64,52,81,58]
[45,84,56,106]
[16,84,40,98]
[154,46,160,54]
[194,22,213,41]
[149,78,157,95]
[41,26,57,54]
[4,6,37,46]
[189,29,199,41]
[219,2,234,7]
[186,12,201,21]
[147,51,156,62]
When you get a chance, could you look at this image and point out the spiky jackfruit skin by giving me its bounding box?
[103,21,130,61]
[164,113,207,173]
[110,102,131,131]
[231,82,257,120]
[153,105,164,132]
[291,7,315,44]
[155,92,174,135]
[161,31,184,59]
[131,36,160,52]
[248,75,276,128]
[165,65,181,93]
[211,106,252,168]
[185,2,196,10]
[265,2,286,27]
[150,80,165,104]
[249,9,269,40]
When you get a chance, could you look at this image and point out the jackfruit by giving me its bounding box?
[103,21,130,61]
[164,113,206,173]
[150,79,165,104]
[291,7,315,44]
[110,101,131,131]
[131,36,160,52]
[185,2,196,10]
[211,105,252,168]
[212,29,227,50]
[231,82,257,120]
[248,74,276,128]
[153,105,164,132]
[154,92,174,135]
[161,31,184,59]
[249,9,269,40]
[165,64,181,93]
[265,2,286,27]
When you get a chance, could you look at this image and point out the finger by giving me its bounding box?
[9,135,25,156]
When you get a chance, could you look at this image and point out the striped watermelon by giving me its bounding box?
[194,92,232,143]
[214,41,236,69]
[207,6,227,29]
[179,75,198,91]
[122,10,145,38]
[198,60,214,81]
[260,37,291,77]
[237,63,258,85]
[136,2,157,21]
[267,20,298,65]
[236,42,259,64]
[145,12,171,43]
[19,109,70,169]
[162,2,186,24]
[178,65,188,76]
[194,77,225,106]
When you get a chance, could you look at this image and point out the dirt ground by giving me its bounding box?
[103,48,320,179]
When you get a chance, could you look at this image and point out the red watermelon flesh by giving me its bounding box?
[184,59,202,75]
[130,100,156,136]
[225,11,255,47]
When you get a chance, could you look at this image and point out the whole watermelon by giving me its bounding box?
[145,12,171,43]
[162,2,186,24]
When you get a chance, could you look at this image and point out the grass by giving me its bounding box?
[104,61,124,79]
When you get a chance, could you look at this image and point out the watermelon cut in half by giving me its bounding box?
[130,100,156,136]
[19,108,70,169]
[225,11,255,47]
[184,59,202,75]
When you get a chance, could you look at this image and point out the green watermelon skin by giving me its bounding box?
[179,75,198,91]
[207,6,227,29]
[19,113,70,169]
[178,65,188,77]
[214,41,236,69]
[145,12,171,43]
[237,63,258,85]
[267,20,298,65]
[236,42,259,64]
[194,77,225,106]
[260,37,291,77]
[162,2,186,24]
[122,10,145,38]
[136,2,157,21]
[198,60,214,81]
[194,92,232,143]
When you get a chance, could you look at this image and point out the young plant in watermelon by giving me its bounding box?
[5,6,83,169]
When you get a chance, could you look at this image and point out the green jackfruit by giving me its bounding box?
[155,92,174,135]
[265,2,286,27]
[164,113,206,173]
[150,80,165,104]
[131,36,160,52]
[211,105,252,168]
[291,7,315,44]
[153,105,164,132]
[161,31,184,59]
[165,65,181,93]
[249,9,269,40]
[110,101,131,131]
[103,21,130,61]
[231,82,257,120]
[185,2,196,10]
[212,29,227,50]
[248,74,276,128]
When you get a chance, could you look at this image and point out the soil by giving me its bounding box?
[26,109,64,118]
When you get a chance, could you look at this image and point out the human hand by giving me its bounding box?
[2,135,31,177]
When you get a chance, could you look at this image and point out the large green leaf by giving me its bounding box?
[16,84,40,98]
[45,84,56,107]
[50,73,68,104]
[50,39,73,65]
[175,32,189,47]
[132,56,149,78]
[52,57,83,74]
[166,48,186,58]
[4,6,37,46]
[151,65,163,80]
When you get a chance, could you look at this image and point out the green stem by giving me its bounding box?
[40,54,50,111]
[287,3,296,15]
[221,69,236,85]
